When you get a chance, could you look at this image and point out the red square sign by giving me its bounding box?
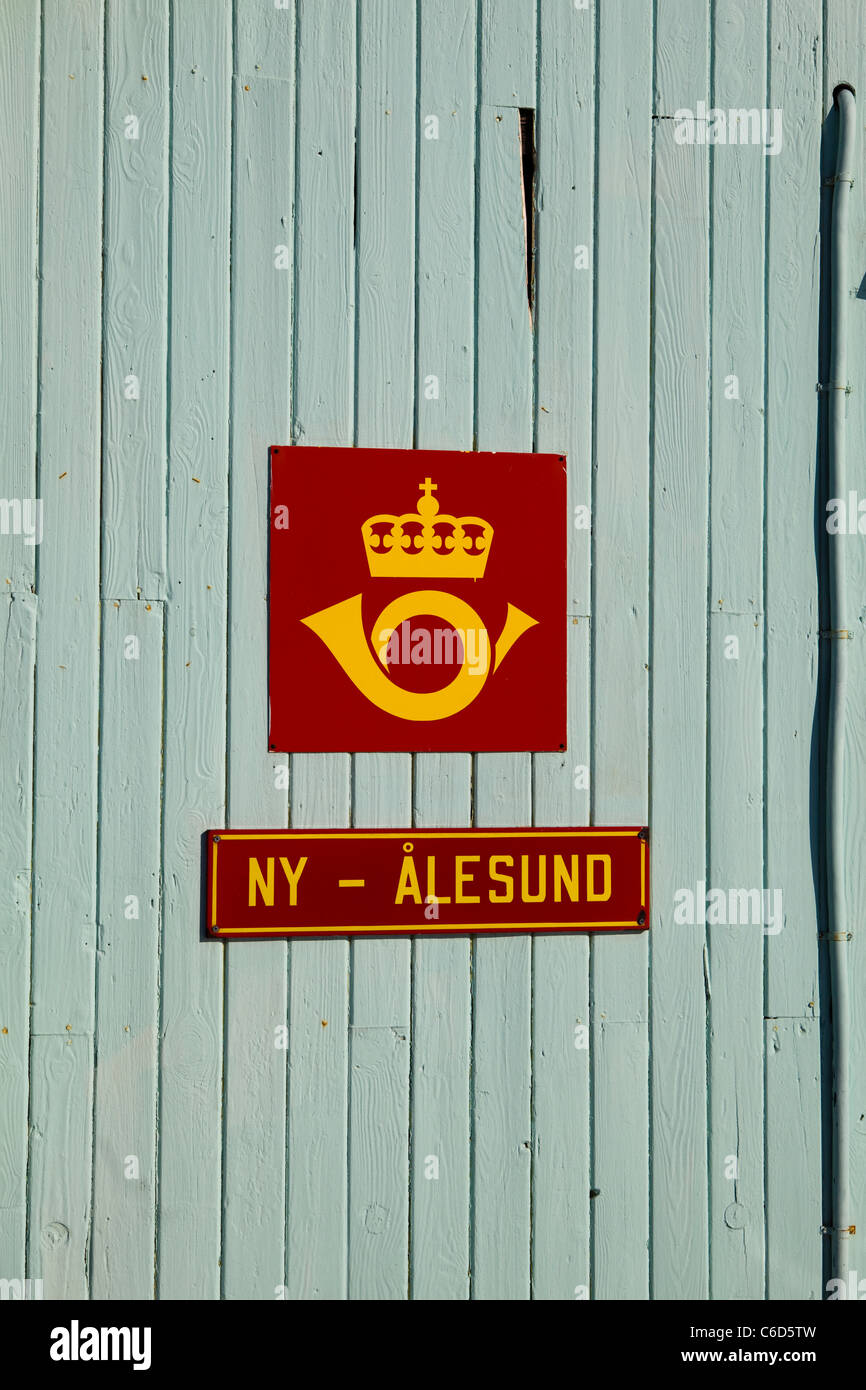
[268,447,566,753]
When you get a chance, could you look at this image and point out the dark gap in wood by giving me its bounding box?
[353,138,358,248]
[518,108,535,318]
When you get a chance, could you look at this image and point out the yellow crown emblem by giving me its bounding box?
[363,478,493,580]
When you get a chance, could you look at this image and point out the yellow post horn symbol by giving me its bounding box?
[301,590,537,721]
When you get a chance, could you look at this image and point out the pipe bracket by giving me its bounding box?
[816,381,852,392]
[819,629,852,640]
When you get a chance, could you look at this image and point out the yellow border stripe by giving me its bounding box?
[215,828,639,841]
[211,838,218,927]
[214,919,637,934]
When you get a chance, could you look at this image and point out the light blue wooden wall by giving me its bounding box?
[0,0,864,1300]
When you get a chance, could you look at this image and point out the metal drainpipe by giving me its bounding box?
[827,81,856,1288]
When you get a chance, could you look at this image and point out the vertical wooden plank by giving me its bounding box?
[157,0,231,1299]
[475,100,532,450]
[0,1,40,1281]
[355,0,415,446]
[473,6,536,1299]
[285,0,355,1300]
[531,0,594,1301]
[765,1019,821,1296]
[471,752,533,1300]
[287,760,351,1300]
[0,2,40,596]
[480,0,535,108]
[28,1038,93,1297]
[0,594,36,1278]
[707,614,765,1296]
[221,0,294,1302]
[291,0,356,447]
[236,0,295,77]
[710,0,767,611]
[410,0,475,1301]
[349,0,416,1301]
[590,0,652,1302]
[30,0,103,1034]
[823,1,866,1295]
[707,0,767,1300]
[764,0,823,1300]
[532,624,592,1299]
[411,766,472,1300]
[28,0,103,1301]
[349,763,411,1301]
[102,0,169,600]
[91,601,163,1298]
[650,0,710,1300]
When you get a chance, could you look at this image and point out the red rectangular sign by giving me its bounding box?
[268,447,567,752]
[207,827,648,938]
